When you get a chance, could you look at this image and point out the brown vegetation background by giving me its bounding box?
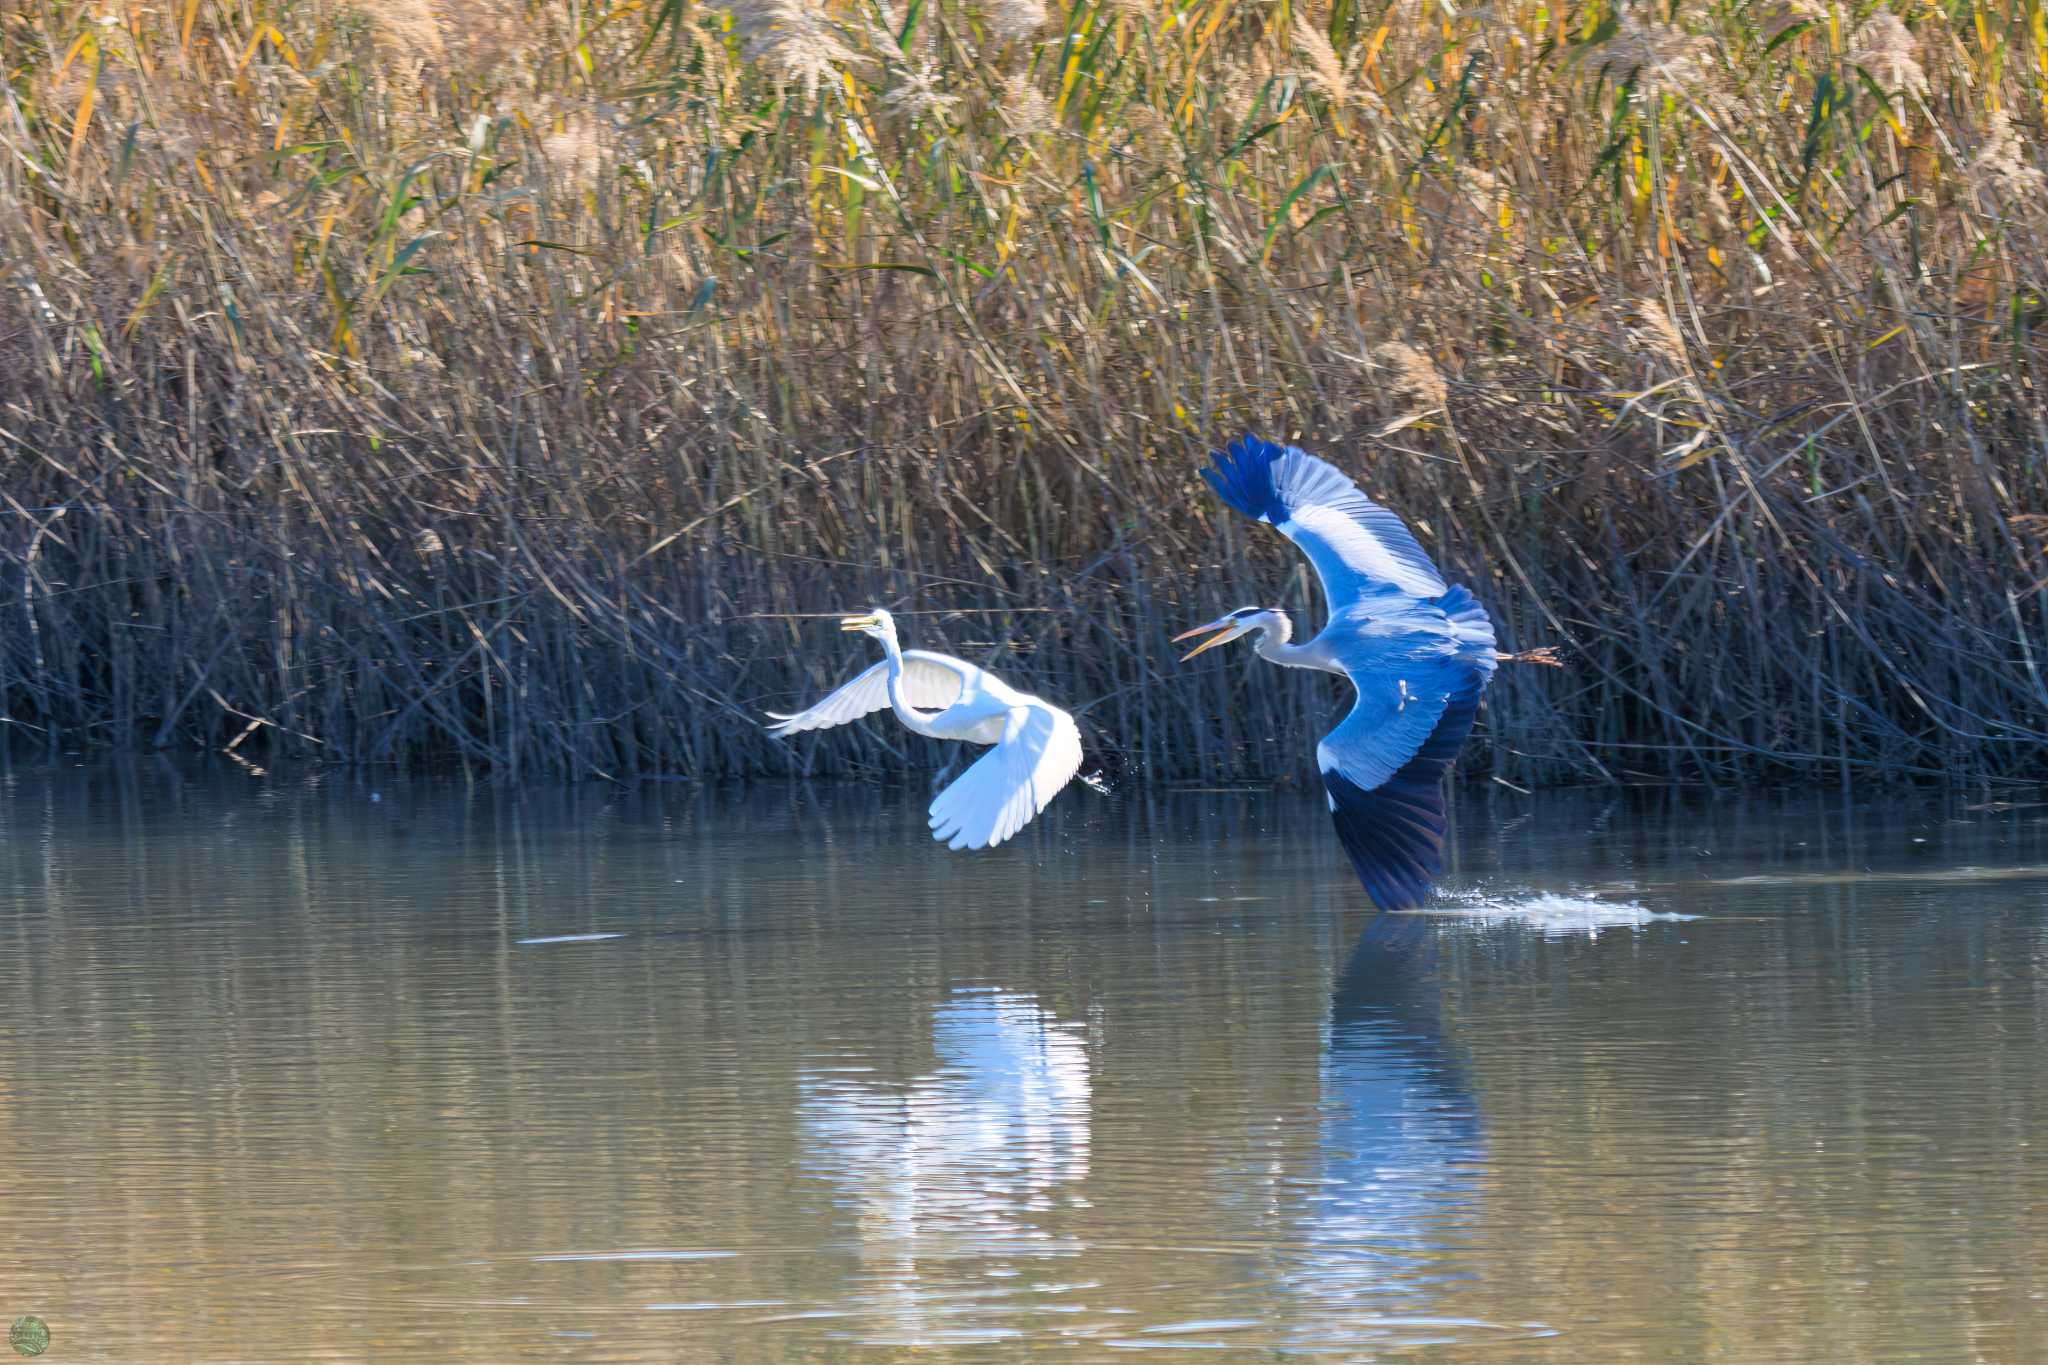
[2,0,2045,784]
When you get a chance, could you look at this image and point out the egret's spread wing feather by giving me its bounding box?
[764,652,966,736]
[1322,674,1485,912]
[1203,434,1448,607]
[927,704,1083,851]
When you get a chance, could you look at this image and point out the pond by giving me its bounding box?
[1,767,2045,1359]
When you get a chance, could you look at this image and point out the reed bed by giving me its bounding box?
[1,0,2044,785]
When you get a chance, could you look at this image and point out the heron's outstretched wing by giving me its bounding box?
[764,651,968,736]
[927,703,1083,851]
[1203,435,1448,611]
[1318,667,1485,912]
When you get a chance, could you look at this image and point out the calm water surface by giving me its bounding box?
[2,768,2047,1361]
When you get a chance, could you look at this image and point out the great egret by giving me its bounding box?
[1175,435,1556,911]
[765,609,1085,850]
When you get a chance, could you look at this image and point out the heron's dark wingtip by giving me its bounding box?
[1203,433,1290,523]
[1323,675,1486,911]
[1325,770,1447,912]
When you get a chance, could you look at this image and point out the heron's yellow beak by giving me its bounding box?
[840,613,880,632]
[1172,617,1247,662]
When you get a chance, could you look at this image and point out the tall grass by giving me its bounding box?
[1,0,2044,784]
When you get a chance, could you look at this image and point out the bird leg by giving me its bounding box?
[1501,646,1564,667]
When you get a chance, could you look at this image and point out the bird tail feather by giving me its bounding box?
[1435,583,1499,667]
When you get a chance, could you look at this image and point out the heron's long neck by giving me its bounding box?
[1254,615,1328,672]
[878,633,945,737]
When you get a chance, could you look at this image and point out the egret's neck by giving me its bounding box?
[1254,614,1329,672]
[876,631,944,737]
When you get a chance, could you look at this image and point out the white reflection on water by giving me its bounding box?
[798,987,1091,1266]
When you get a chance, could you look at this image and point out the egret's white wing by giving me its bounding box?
[927,703,1083,851]
[764,651,968,737]
[1204,435,1448,611]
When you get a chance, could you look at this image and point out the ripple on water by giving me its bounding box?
[255,1245,1553,1352]
[529,1250,735,1262]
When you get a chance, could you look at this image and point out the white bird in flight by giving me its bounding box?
[1175,435,1557,911]
[765,609,1085,850]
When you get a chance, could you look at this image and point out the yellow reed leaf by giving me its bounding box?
[999,200,1021,263]
[1054,31,1085,119]
[1362,22,1390,85]
[59,30,94,76]
[322,264,358,358]
[1177,0,1233,119]
[239,24,298,71]
[124,260,174,337]
[67,68,98,181]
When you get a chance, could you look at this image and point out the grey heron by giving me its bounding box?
[1175,435,1556,910]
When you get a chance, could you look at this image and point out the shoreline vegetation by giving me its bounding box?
[2,0,2045,785]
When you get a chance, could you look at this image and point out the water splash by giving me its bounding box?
[1420,893,1697,939]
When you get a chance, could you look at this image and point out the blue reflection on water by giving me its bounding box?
[1281,913,1486,1344]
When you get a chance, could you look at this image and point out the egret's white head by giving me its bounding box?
[1173,607,1284,661]
[840,608,899,643]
